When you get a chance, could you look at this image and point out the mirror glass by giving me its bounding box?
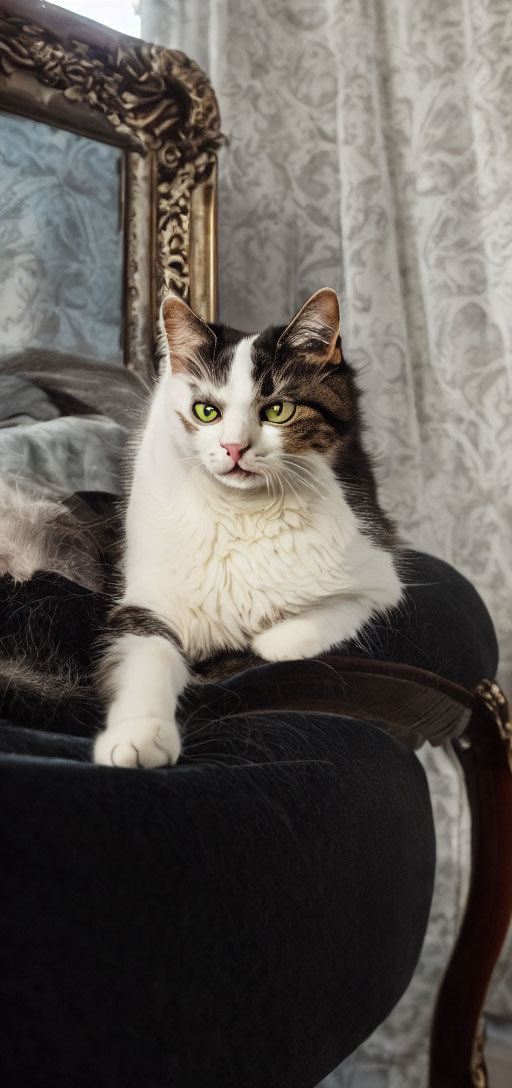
[0,112,124,364]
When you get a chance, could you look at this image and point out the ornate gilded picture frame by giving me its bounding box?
[0,0,222,378]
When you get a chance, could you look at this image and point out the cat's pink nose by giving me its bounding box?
[220,442,248,464]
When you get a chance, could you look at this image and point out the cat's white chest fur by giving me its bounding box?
[123,422,399,660]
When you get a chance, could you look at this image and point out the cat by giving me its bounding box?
[93,288,402,769]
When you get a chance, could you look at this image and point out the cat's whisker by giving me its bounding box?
[275,462,310,493]
[274,469,285,502]
[262,465,279,503]
[279,461,322,490]
[177,459,201,470]
[180,462,203,486]
[272,467,282,501]
[279,462,328,499]
[280,458,320,484]
[278,468,303,505]
[280,465,316,491]
[257,466,273,501]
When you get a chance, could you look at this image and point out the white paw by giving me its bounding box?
[93,716,182,769]
[252,618,324,663]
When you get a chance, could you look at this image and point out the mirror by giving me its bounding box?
[0,112,124,364]
[0,0,221,379]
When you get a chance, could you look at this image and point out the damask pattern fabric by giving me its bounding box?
[0,114,124,363]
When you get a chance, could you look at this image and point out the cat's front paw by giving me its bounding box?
[252,618,324,663]
[94,716,181,769]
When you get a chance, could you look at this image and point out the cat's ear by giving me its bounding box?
[160,294,216,373]
[277,288,342,364]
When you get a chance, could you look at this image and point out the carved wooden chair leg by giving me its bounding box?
[429,681,512,1088]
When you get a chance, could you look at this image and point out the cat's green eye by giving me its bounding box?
[193,402,220,423]
[262,401,296,424]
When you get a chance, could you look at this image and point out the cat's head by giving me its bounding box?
[160,289,358,494]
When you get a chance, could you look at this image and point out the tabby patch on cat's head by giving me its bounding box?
[160,289,358,494]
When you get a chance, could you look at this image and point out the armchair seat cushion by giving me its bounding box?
[0,712,434,1088]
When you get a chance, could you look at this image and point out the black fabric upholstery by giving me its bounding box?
[1,714,434,1088]
[0,550,499,1086]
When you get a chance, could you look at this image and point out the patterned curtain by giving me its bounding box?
[140,0,512,696]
